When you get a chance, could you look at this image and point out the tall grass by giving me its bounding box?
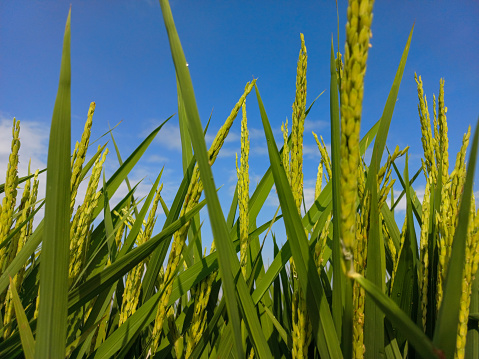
[0,1,477,358]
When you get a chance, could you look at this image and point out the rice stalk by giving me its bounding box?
[390,214,407,292]
[290,33,307,214]
[65,147,108,343]
[353,163,368,359]
[419,170,433,331]
[119,184,163,326]
[435,81,453,311]
[281,119,291,184]
[167,306,184,359]
[455,196,479,358]
[70,102,95,216]
[289,33,311,359]
[450,128,471,228]
[339,0,374,272]
[3,164,39,338]
[69,146,109,285]
[0,118,20,275]
[312,132,332,182]
[414,73,437,182]
[150,80,255,352]
[185,244,217,358]
[315,163,323,201]
[236,101,249,278]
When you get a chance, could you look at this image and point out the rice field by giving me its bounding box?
[0,1,478,358]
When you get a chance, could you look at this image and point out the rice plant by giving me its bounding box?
[0,1,477,358]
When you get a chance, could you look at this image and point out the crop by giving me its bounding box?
[0,1,477,358]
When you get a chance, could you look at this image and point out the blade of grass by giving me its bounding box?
[9,277,35,359]
[0,119,166,296]
[141,155,195,303]
[466,273,479,358]
[35,10,71,359]
[102,173,114,253]
[329,38,345,344]
[364,157,385,358]
[252,118,380,306]
[0,169,46,195]
[91,275,174,359]
[73,186,138,287]
[109,124,138,218]
[364,24,414,358]
[177,76,203,266]
[159,1,272,357]
[67,199,205,313]
[0,201,44,252]
[189,297,227,359]
[350,272,440,359]
[256,83,342,358]
[433,118,479,358]
[390,154,419,350]
[117,169,163,256]
[384,321,403,359]
[260,301,292,351]
[93,116,171,218]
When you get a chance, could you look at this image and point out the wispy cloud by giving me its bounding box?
[304,119,328,132]
[391,186,426,213]
[0,117,48,178]
[146,154,169,164]
[143,121,182,152]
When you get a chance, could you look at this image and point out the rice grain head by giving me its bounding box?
[151,81,255,351]
[340,0,375,271]
[70,102,95,215]
[0,118,20,274]
[237,102,249,278]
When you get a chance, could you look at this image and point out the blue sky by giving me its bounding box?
[1,1,478,261]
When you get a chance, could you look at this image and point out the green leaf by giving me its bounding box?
[364,24,414,358]
[466,273,479,358]
[255,83,342,358]
[35,9,71,359]
[118,169,163,256]
[260,301,292,350]
[67,199,205,313]
[177,75,203,266]
[10,277,35,359]
[141,155,195,303]
[350,272,440,359]
[390,154,419,349]
[109,124,138,218]
[252,118,380,307]
[91,276,172,358]
[0,119,166,297]
[93,116,171,218]
[159,1,272,357]
[102,173,114,254]
[0,169,46,195]
[433,118,479,358]
[329,37,345,345]
[0,201,44,252]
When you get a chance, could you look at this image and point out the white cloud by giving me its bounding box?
[304,144,319,158]
[303,186,316,214]
[0,117,48,178]
[144,121,182,151]
[146,154,169,164]
[250,145,268,156]
[304,119,328,132]
[249,127,265,139]
[0,117,49,227]
[391,186,426,212]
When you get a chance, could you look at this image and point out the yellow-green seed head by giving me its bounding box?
[340,0,374,270]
